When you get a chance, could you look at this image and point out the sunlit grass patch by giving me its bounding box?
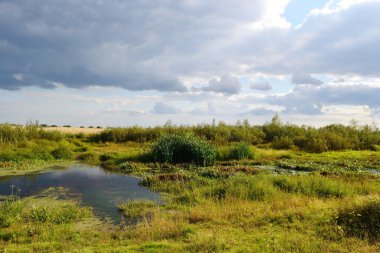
[30,203,92,224]
[118,199,158,219]
[0,188,22,228]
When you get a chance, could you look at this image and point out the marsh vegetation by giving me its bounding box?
[0,118,380,252]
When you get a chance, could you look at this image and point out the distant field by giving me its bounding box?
[43,127,103,134]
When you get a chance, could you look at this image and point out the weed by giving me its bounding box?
[336,199,380,241]
[30,204,92,224]
[0,186,22,228]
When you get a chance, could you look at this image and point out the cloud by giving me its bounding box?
[0,0,268,91]
[250,81,272,91]
[291,72,323,85]
[2,0,380,127]
[1,0,380,93]
[202,75,242,94]
[245,107,278,115]
[152,102,180,114]
[261,84,380,115]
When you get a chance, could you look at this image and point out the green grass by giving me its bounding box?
[336,198,380,241]
[1,131,380,252]
[118,199,158,219]
[30,204,92,224]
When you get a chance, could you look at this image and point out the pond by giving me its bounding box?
[0,164,161,224]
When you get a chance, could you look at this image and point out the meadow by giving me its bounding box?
[0,119,380,252]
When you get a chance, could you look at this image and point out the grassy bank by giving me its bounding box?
[1,169,380,252]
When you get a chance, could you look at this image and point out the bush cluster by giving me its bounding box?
[228,142,253,160]
[51,145,74,160]
[151,134,216,166]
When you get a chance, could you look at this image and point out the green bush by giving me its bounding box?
[30,145,54,160]
[336,200,380,241]
[369,145,380,151]
[77,152,99,164]
[51,145,74,160]
[228,142,253,160]
[305,137,328,153]
[272,137,294,150]
[151,134,217,166]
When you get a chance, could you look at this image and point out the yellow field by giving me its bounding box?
[43,127,103,134]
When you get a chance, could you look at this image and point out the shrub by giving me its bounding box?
[369,145,380,151]
[77,152,99,164]
[51,145,73,160]
[31,145,54,160]
[272,137,293,150]
[305,137,328,153]
[151,134,217,166]
[336,200,380,241]
[228,142,253,160]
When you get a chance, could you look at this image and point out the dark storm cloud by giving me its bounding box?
[0,0,264,91]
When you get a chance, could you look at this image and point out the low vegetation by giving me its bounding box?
[0,118,380,252]
[151,134,217,166]
[336,199,380,241]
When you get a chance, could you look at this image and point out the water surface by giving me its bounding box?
[0,164,161,223]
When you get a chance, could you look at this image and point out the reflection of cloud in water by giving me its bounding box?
[0,164,161,224]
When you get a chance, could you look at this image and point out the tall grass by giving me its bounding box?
[30,204,92,224]
[0,186,22,227]
[0,122,63,146]
[336,199,380,241]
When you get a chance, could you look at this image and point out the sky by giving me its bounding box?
[0,0,380,127]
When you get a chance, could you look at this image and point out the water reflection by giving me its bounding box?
[0,164,161,223]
